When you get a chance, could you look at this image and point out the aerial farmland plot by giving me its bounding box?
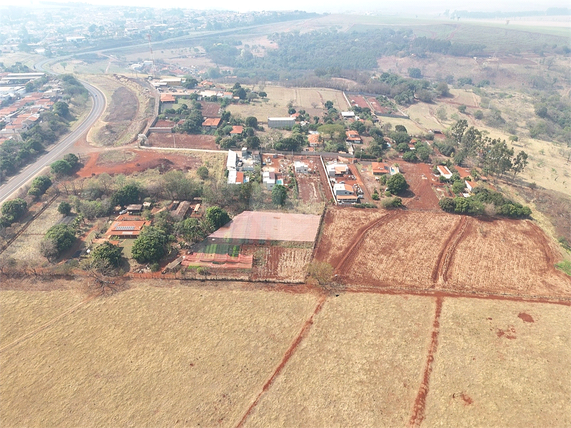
[242,293,436,427]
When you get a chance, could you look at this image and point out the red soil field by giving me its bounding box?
[147,133,217,150]
[296,173,325,204]
[78,150,201,177]
[315,207,570,299]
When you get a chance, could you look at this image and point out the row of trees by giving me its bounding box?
[438,120,529,178]
[439,187,532,218]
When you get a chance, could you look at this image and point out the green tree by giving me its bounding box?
[1,198,27,224]
[408,68,422,78]
[132,227,167,264]
[386,173,409,195]
[439,197,456,212]
[436,82,451,97]
[64,153,79,168]
[452,180,466,194]
[28,175,52,198]
[205,206,230,229]
[403,151,418,162]
[324,100,334,110]
[91,242,123,267]
[245,116,258,129]
[50,159,73,176]
[512,151,529,178]
[246,135,261,149]
[307,261,334,285]
[474,110,484,120]
[58,201,72,216]
[53,101,70,118]
[112,184,141,206]
[45,224,75,255]
[272,184,287,206]
[458,105,467,114]
[176,217,206,242]
[395,125,408,133]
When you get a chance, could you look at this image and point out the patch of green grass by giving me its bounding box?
[555,260,571,276]
[203,243,240,255]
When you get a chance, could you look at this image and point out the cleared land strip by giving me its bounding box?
[430,215,469,285]
[409,296,443,428]
[236,294,327,428]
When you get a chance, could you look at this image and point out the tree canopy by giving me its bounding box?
[131,227,168,264]
[386,173,409,195]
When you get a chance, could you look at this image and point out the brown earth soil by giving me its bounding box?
[316,207,570,299]
[78,150,201,177]
[399,162,442,211]
[297,172,326,204]
[147,132,218,150]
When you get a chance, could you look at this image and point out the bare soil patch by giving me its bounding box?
[78,149,201,177]
[338,211,460,289]
[297,170,326,204]
[424,298,571,428]
[446,218,570,297]
[313,206,389,267]
[147,132,217,150]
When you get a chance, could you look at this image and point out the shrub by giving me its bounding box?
[44,224,75,255]
[381,197,403,209]
[91,242,123,267]
[196,166,209,180]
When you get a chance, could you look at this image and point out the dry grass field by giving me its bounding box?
[446,218,570,298]
[1,199,63,262]
[0,284,319,428]
[0,289,85,349]
[423,298,571,428]
[243,293,436,427]
[227,85,349,121]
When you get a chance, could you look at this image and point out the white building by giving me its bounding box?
[294,161,308,174]
[268,117,295,129]
[326,163,348,177]
[341,111,355,118]
[333,183,355,196]
[263,171,276,189]
[227,150,237,171]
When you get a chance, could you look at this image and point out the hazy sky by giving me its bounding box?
[13,0,571,14]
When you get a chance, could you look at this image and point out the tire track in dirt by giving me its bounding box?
[409,296,443,428]
[235,294,327,428]
[430,216,469,285]
[0,294,96,354]
[333,211,398,275]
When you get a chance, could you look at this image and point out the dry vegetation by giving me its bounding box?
[424,298,571,428]
[84,75,152,146]
[243,294,435,427]
[252,247,312,282]
[226,85,349,121]
[0,283,319,428]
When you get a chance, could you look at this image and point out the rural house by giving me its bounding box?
[437,165,453,179]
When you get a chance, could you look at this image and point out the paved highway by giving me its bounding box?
[0,66,105,204]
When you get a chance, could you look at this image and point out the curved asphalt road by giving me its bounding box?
[0,64,105,204]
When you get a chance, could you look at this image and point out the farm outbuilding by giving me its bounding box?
[267,117,295,129]
[208,211,321,243]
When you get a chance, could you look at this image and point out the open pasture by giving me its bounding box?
[0,284,320,428]
[423,298,571,428]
